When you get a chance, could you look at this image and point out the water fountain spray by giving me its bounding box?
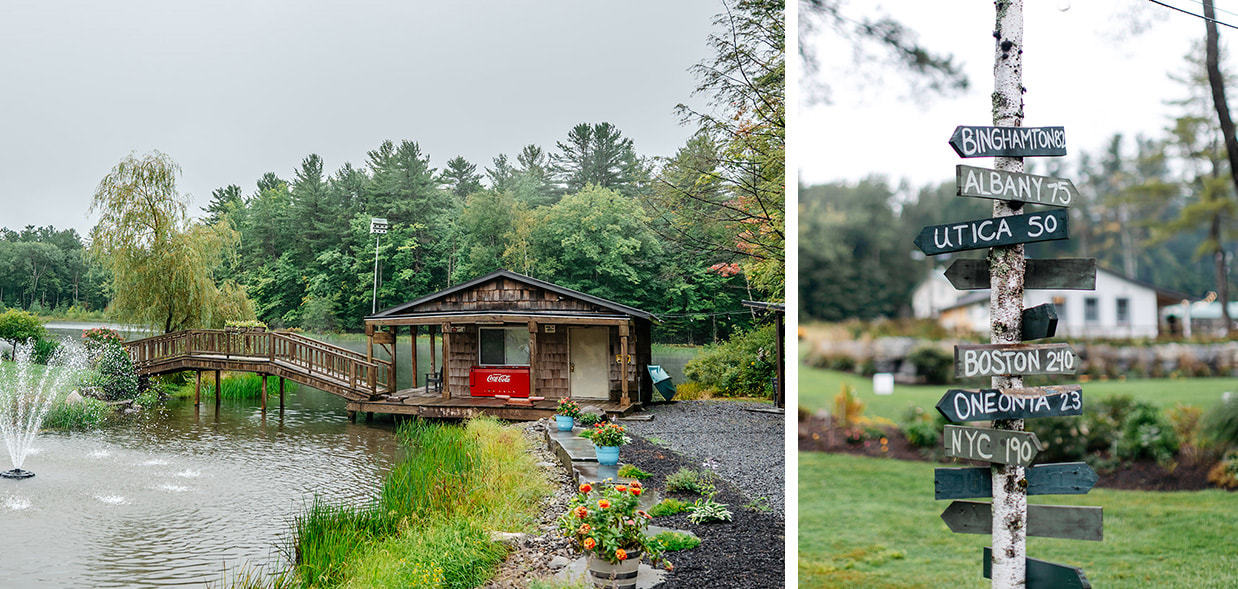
[1,339,87,480]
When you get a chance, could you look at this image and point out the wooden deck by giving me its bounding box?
[348,386,633,421]
[125,329,636,421]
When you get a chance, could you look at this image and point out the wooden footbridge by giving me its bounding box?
[124,328,627,420]
[126,329,390,411]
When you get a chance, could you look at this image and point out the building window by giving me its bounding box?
[1085,297,1099,323]
[1116,298,1130,325]
[479,327,530,366]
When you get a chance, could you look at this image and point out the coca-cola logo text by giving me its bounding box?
[486,374,512,383]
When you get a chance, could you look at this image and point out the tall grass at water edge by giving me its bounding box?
[169,372,299,401]
[292,417,550,588]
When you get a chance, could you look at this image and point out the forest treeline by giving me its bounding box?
[4,0,783,345]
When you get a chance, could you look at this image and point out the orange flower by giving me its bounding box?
[666,563,674,571]
[615,485,628,492]
[615,549,628,561]
[637,510,650,519]
[579,524,592,534]
[598,499,611,509]
[631,488,642,496]
[630,481,642,489]
[579,483,592,494]
[584,537,597,550]
[574,506,588,519]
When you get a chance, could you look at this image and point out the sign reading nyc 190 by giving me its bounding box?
[949,125,1067,158]
[954,343,1078,378]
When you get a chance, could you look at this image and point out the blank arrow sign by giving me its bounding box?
[935,463,1099,500]
[983,548,1092,589]
[941,501,1103,541]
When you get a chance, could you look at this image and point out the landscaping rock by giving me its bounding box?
[64,391,83,405]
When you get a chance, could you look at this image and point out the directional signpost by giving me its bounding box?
[913,210,1069,256]
[944,258,1097,291]
[934,462,1098,500]
[930,6,1100,586]
[983,548,1092,589]
[941,501,1103,541]
[956,165,1077,207]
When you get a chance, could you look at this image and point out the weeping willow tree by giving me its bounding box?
[89,152,254,333]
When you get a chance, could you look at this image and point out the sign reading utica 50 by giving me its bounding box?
[954,343,1078,378]
[949,125,1067,158]
[914,210,1068,256]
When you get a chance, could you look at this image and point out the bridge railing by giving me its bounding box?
[125,329,389,396]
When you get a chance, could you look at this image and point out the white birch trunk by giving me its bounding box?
[990,1,1027,587]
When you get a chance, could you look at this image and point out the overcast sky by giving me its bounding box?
[0,0,719,238]
[799,0,1233,191]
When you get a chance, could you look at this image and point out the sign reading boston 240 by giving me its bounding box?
[954,343,1078,378]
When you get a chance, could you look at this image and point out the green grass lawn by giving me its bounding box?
[798,363,1238,421]
[799,452,1238,588]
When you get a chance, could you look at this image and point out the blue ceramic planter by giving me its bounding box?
[594,445,620,465]
[555,415,575,432]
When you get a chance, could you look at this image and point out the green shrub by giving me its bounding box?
[577,412,604,427]
[42,398,111,430]
[88,345,140,401]
[1207,450,1238,489]
[32,337,61,365]
[1203,397,1238,450]
[0,308,45,354]
[907,346,953,385]
[665,467,708,494]
[648,498,689,517]
[617,463,651,479]
[1027,415,1092,462]
[1116,403,1179,465]
[686,496,732,524]
[900,405,943,448]
[683,323,777,398]
[653,531,701,552]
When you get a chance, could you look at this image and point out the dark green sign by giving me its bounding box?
[934,462,1099,500]
[1022,303,1058,341]
[943,425,1043,467]
[949,125,1067,158]
[936,386,1082,422]
[914,210,1069,256]
[941,500,1103,541]
[983,548,1091,589]
[944,258,1097,290]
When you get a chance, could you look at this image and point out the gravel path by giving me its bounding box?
[620,400,786,516]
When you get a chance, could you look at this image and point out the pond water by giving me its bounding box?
[0,324,698,587]
[1,378,399,587]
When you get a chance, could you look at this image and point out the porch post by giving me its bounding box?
[410,324,418,391]
[619,322,630,408]
[528,320,539,399]
[441,323,451,399]
[390,326,398,393]
[430,326,437,375]
[366,323,374,362]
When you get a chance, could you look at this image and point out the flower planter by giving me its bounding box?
[587,549,641,589]
[594,445,620,465]
[555,415,575,432]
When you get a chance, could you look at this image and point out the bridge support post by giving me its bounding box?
[348,410,357,423]
[195,371,202,406]
[215,370,221,411]
[261,374,268,413]
[279,377,285,412]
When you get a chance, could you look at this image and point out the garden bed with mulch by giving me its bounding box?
[797,414,1222,492]
[622,437,785,589]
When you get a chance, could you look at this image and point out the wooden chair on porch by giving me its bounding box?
[425,368,443,393]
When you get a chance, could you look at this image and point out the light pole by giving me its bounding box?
[370,217,388,314]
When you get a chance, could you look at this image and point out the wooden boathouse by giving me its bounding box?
[351,269,656,420]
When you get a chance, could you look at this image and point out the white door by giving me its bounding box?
[569,327,610,399]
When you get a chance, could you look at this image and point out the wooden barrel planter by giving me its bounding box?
[587,549,641,589]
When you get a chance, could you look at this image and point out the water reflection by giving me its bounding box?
[0,385,398,588]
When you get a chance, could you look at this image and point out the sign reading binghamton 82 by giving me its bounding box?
[949,125,1067,158]
[954,343,1078,378]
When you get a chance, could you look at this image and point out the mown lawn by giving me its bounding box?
[799,452,1238,588]
[798,363,1238,420]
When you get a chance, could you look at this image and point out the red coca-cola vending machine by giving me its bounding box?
[469,366,531,397]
